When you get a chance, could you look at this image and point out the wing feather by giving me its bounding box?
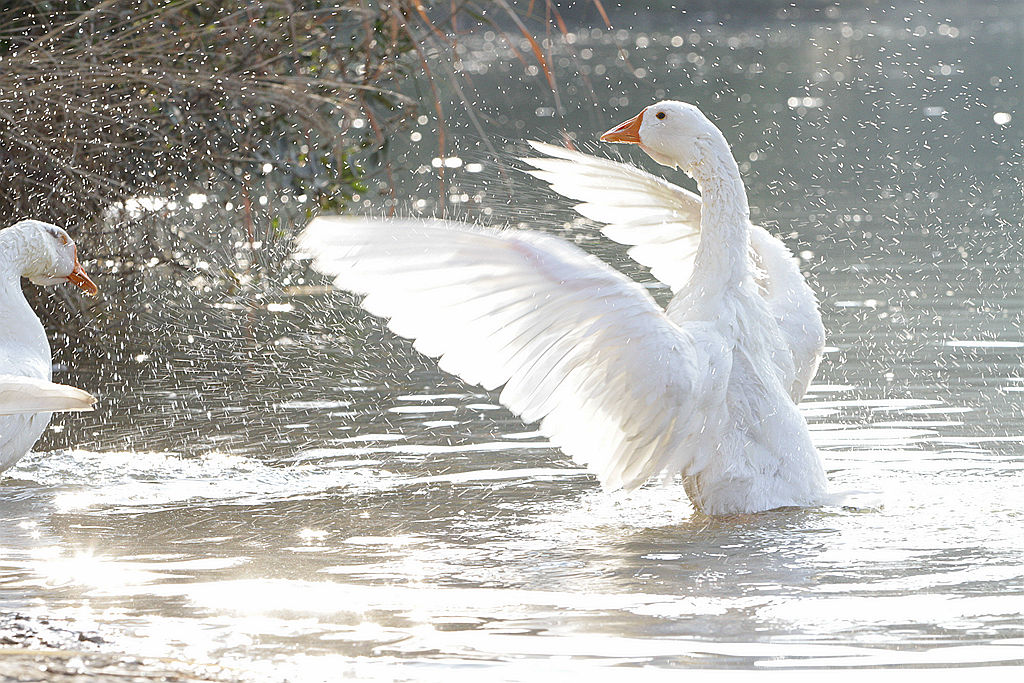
[298,216,728,490]
[0,375,96,415]
[523,141,703,292]
[524,141,825,400]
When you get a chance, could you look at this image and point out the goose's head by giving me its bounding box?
[601,100,723,172]
[1,220,98,295]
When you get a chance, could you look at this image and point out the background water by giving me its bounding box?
[2,1,1023,680]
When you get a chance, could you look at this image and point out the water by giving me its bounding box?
[2,2,1023,679]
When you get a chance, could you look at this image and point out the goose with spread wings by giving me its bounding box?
[297,101,828,515]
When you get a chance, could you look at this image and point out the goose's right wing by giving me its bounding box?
[522,141,703,292]
[297,217,730,491]
[0,375,96,415]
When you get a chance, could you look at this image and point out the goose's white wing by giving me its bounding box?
[298,217,730,490]
[0,375,96,415]
[748,227,825,400]
[522,141,702,292]
[523,142,825,401]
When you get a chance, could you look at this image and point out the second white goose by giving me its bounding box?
[0,220,98,473]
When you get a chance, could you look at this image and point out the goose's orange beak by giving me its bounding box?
[600,109,645,144]
[67,247,98,296]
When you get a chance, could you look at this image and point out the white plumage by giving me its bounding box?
[522,140,704,292]
[521,140,825,402]
[0,220,97,473]
[298,101,829,515]
[0,375,96,415]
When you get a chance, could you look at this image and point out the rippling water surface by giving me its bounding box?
[2,1,1023,679]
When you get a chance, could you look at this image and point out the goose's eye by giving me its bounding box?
[656,111,666,120]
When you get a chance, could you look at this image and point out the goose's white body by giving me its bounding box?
[0,221,97,473]
[299,102,828,515]
[0,280,54,471]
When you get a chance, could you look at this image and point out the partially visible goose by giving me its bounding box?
[298,101,828,515]
[1,220,98,473]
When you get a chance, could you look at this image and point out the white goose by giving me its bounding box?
[1,220,98,473]
[299,101,828,515]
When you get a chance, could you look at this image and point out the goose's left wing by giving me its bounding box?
[0,375,96,415]
[522,141,703,292]
[297,216,730,491]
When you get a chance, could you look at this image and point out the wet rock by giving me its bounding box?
[0,650,239,682]
[1,612,239,682]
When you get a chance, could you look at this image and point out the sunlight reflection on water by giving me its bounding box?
[4,384,1023,677]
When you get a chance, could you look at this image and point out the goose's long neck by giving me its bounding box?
[687,136,752,295]
[0,231,28,300]
[0,231,49,375]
